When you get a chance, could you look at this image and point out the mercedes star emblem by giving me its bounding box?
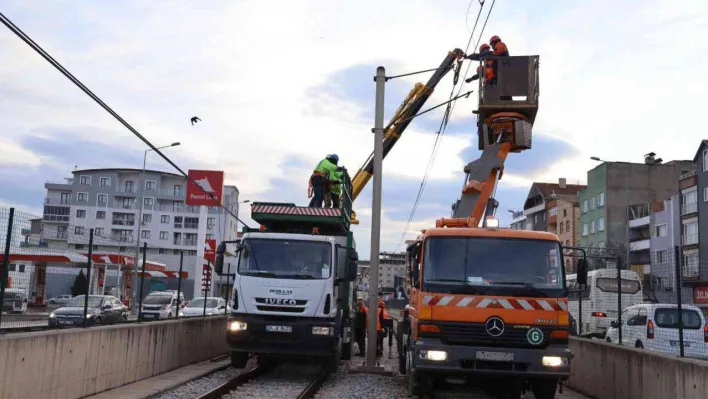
[485,317,505,337]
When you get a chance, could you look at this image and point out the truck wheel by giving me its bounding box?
[531,378,558,399]
[230,351,248,368]
[408,369,420,398]
[341,342,352,361]
[326,344,341,373]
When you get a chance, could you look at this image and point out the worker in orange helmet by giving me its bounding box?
[488,35,509,57]
[464,43,495,84]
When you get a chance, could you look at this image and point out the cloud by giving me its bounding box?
[2,0,706,259]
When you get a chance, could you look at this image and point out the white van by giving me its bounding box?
[140,290,185,320]
[606,303,708,360]
[567,269,643,337]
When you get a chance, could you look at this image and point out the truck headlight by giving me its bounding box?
[542,356,568,367]
[419,350,447,361]
[49,312,56,319]
[312,326,333,336]
[229,321,247,331]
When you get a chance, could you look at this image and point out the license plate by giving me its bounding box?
[670,341,691,347]
[476,351,514,362]
[266,325,292,333]
[59,320,73,325]
[143,314,155,319]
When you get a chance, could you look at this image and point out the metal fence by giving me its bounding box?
[1,207,231,333]
[565,245,708,361]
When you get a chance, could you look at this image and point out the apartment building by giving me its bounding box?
[578,157,694,268]
[41,168,241,253]
[522,179,585,233]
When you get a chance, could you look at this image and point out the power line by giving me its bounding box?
[0,11,252,229]
[393,1,490,252]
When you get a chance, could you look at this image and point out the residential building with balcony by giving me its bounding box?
[522,178,585,233]
[578,157,695,265]
[41,168,241,254]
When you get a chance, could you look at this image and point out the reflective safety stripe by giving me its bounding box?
[419,294,568,311]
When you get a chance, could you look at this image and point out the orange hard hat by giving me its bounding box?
[480,43,490,52]
[490,35,501,44]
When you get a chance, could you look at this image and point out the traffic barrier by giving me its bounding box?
[0,316,229,398]
[568,337,708,399]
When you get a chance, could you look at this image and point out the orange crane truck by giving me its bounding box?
[398,55,588,399]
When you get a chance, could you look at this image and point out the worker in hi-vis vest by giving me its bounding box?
[308,154,343,208]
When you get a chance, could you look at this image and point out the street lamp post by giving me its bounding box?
[129,142,180,310]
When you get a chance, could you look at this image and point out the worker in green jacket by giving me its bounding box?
[329,169,343,209]
[308,154,342,208]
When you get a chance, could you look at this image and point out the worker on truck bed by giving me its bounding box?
[354,298,368,356]
[308,154,343,208]
[329,168,343,209]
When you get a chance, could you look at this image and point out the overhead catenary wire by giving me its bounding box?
[0,11,252,229]
[394,0,495,252]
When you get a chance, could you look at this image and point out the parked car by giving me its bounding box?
[140,290,185,320]
[1,288,28,314]
[48,294,73,305]
[179,297,230,317]
[606,303,708,360]
[48,295,129,327]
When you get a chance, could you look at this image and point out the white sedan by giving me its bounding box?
[48,295,73,305]
[179,297,231,317]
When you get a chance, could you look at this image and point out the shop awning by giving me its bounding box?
[0,249,87,265]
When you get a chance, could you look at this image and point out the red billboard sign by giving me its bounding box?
[204,239,216,264]
[694,287,708,304]
[186,170,224,206]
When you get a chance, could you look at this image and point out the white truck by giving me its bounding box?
[215,194,359,372]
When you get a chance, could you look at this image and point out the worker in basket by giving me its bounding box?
[464,43,494,84]
[308,154,343,208]
[465,34,509,88]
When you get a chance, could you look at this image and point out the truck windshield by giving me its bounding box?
[423,237,565,295]
[238,239,332,279]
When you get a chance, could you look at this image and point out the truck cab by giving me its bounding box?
[400,227,587,399]
[215,172,359,372]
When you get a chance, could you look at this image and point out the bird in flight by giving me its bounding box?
[191,116,201,126]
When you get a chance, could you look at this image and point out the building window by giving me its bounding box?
[206,234,214,240]
[75,226,85,235]
[565,220,570,232]
[57,225,67,238]
[590,197,596,211]
[145,180,157,191]
[124,181,135,192]
[122,197,133,209]
[143,197,154,207]
[185,217,199,229]
[582,200,588,213]
[77,192,88,202]
[563,209,567,217]
[187,250,197,256]
[174,185,183,196]
[158,248,165,254]
[590,220,595,234]
[207,217,215,229]
[703,149,708,172]
[96,210,106,219]
[174,216,183,229]
[142,213,152,223]
[100,177,111,187]
[60,192,71,205]
[582,223,588,236]
[141,230,150,239]
[559,223,564,233]
[598,192,605,207]
[655,250,668,264]
[161,215,170,224]
[159,231,168,240]
[97,194,108,204]
[598,217,605,231]
[80,175,91,185]
[95,227,104,236]
[76,209,86,218]
[75,244,84,250]
[655,224,667,237]
[534,214,539,223]
[566,240,570,246]
[704,187,708,202]
[173,201,184,212]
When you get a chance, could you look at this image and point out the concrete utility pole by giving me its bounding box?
[365,66,386,370]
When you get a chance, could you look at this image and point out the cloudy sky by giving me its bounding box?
[1,0,707,259]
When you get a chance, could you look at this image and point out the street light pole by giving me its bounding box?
[129,142,180,310]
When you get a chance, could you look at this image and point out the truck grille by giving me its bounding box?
[254,298,307,313]
[434,322,554,349]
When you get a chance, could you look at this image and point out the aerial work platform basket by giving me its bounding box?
[476,55,539,151]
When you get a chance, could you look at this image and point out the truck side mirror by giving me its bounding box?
[577,258,589,286]
[215,242,227,275]
[346,249,358,281]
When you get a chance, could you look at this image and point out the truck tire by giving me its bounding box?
[531,378,558,399]
[326,343,341,373]
[230,351,249,368]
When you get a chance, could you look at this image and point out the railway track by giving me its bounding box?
[195,362,328,399]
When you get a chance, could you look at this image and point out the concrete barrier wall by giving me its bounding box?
[568,337,708,399]
[0,317,229,399]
